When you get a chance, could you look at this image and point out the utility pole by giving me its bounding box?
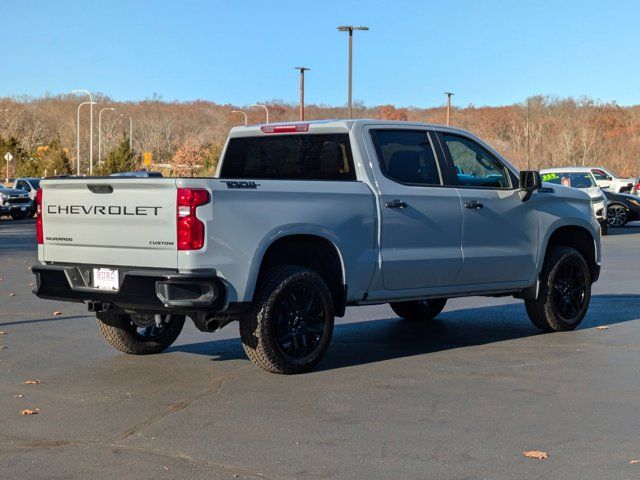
[444,92,454,126]
[294,67,310,121]
[337,26,369,119]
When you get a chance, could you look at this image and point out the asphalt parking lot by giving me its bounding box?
[1,218,639,480]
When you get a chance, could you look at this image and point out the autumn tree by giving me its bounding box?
[41,139,73,176]
[170,138,210,177]
[377,105,408,121]
[95,136,138,175]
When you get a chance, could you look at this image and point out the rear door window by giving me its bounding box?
[370,130,442,185]
[220,133,355,180]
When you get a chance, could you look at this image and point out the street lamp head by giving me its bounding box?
[337,25,369,31]
[294,66,310,72]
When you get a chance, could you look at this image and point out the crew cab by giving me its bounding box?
[33,120,602,374]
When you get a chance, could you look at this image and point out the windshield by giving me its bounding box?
[542,172,596,188]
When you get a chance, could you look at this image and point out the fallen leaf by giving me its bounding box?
[0,345,7,350]
[24,380,41,385]
[23,261,29,264]
[523,450,549,460]
[52,311,62,316]
[8,293,15,297]
[596,326,609,330]
[14,394,24,399]
[162,466,169,471]
[20,408,39,415]
[0,277,4,281]
[630,459,640,465]
[28,283,34,287]
[0,331,5,335]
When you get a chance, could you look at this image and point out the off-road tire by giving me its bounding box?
[240,266,334,374]
[525,246,591,332]
[96,311,185,355]
[390,298,447,321]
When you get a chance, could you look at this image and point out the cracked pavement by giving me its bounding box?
[1,218,640,479]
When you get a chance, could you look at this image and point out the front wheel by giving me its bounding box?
[97,311,185,355]
[240,266,334,374]
[525,246,591,332]
[390,298,447,321]
[607,204,628,228]
[10,210,28,220]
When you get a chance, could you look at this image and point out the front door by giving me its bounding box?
[367,128,463,290]
[437,132,538,285]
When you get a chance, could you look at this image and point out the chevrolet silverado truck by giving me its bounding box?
[33,120,602,374]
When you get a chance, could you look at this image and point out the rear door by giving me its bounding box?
[40,178,179,269]
[366,127,463,290]
[435,132,538,285]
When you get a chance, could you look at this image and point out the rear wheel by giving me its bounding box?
[96,311,185,355]
[607,204,628,227]
[525,246,591,332]
[390,298,447,321]
[240,266,334,374]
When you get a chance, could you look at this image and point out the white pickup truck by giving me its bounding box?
[33,120,601,374]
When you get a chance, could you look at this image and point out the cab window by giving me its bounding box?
[370,130,441,186]
[442,134,511,189]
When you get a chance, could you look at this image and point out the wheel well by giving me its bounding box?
[257,235,346,317]
[607,202,627,210]
[545,226,597,278]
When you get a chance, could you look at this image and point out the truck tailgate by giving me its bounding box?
[40,178,178,268]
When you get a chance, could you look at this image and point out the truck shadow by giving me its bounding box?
[170,295,640,371]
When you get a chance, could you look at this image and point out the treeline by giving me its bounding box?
[0,94,638,177]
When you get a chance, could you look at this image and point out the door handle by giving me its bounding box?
[385,199,407,209]
[464,200,484,209]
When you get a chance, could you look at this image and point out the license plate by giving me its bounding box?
[20,207,26,211]
[93,268,119,290]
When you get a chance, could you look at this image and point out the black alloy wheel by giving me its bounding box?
[551,258,588,322]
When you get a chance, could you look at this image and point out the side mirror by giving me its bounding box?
[519,170,541,202]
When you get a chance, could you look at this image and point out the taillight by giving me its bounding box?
[177,188,209,250]
[36,189,43,244]
[635,182,640,191]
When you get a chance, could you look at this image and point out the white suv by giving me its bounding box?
[588,167,635,193]
[541,168,608,234]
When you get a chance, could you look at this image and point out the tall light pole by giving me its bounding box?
[98,107,116,166]
[231,110,248,126]
[337,25,368,119]
[72,90,94,174]
[128,115,133,150]
[444,92,454,126]
[250,104,269,124]
[75,101,96,175]
[294,67,310,121]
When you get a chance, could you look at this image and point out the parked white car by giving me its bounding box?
[541,167,608,234]
[588,167,635,193]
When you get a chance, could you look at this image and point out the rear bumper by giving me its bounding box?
[32,264,226,312]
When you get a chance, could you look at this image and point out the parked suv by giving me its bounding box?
[13,177,41,217]
[0,183,32,220]
[33,120,601,374]
[589,167,635,193]
[540,168,608,234]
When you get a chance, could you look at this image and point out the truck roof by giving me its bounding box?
[228,119,471,137]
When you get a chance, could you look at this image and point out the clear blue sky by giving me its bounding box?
[3,0,639,107]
